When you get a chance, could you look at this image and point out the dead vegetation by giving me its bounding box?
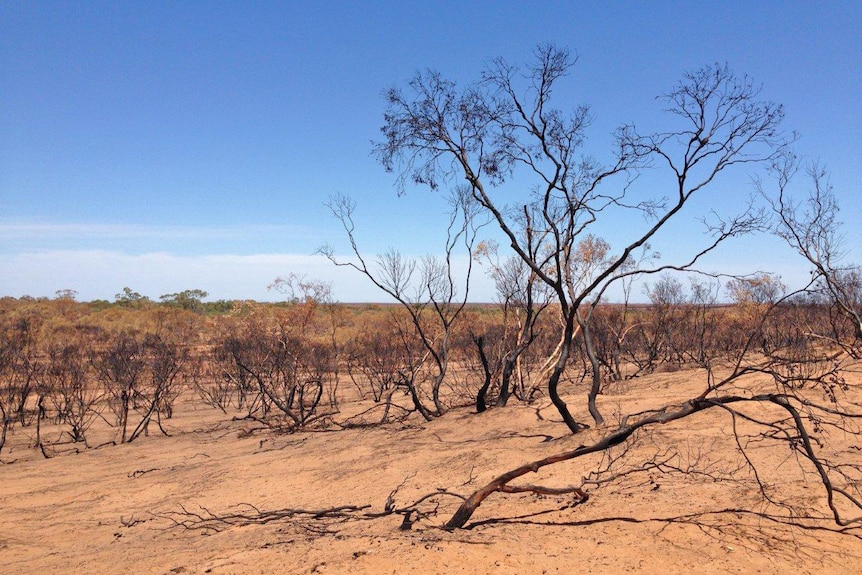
[2,46,862,574]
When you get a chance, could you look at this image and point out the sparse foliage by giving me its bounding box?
[0,45,859,559]
[321,188,482,420]
[375,45,786,432]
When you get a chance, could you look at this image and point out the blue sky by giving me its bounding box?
[1,1,860,302]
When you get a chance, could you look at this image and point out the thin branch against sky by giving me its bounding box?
[1,1,859,302]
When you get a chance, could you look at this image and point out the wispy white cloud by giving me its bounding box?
[0,220,328,260]
[0,221,313,242]
[0,245,815,305]
[0,250,496,303]
[0,217,498,301]
[2,250,348,301]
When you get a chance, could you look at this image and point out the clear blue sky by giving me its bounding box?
[1,1,860,302]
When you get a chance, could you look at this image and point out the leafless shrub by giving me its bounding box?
[0,314,42,454]
[190,352,235,413]
[43,335,103,445]
[91,331,145,444]
[212,315,335,430]
[322,187,481,420]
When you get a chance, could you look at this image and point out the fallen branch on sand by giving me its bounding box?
[160,479,467,534]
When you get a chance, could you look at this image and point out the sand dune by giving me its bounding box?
[1,371,860,574]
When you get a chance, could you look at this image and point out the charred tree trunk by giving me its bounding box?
[579,316,605,426]
[496,357,515,407]
[445,395,743,529]
[548,320,585,434]
[473,335,492,413]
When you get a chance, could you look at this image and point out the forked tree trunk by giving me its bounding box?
[473,335,492,413]
[401,374,433,421]
[496,359,514,407]
[547,319,585,434]
[579,318,605,426]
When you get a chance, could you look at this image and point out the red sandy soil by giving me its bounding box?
[1,370,860,574]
